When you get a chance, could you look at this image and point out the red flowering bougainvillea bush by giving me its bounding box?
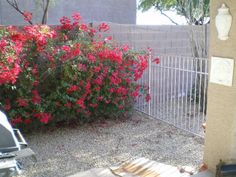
[0,13,156,128]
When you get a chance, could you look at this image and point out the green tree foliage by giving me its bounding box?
[138,0,210,25]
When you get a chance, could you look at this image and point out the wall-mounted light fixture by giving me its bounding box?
[215,3,232,40]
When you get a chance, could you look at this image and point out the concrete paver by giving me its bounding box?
[68,168,117,177]
[191,171,214,177]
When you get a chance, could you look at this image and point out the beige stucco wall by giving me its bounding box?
[204,0,236,172]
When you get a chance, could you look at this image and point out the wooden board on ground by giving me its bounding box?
[110,157,190,177]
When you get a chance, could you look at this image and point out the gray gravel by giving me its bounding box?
[19,112,204,177]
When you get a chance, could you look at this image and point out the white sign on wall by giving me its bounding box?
[210,57,234,86]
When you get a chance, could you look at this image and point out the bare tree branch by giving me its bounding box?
[41,0,50,24]
[155,5,179,25]
[6,0,33,25]
[6,0,51,24]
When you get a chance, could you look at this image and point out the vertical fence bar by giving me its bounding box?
[170,56,174,124]
[197,59,203,132]
[184,57,189,130]
[173,56,177,126]
[177,56,181,127]
[193,58,198,133]
[180,57,185,129]
[163,56,166,121]
[158,57,161,118]
[153,63,156,117]
[202,59,208,123]
[188,58,193,130]
[151,61,154,117]
[167,56,170,122]
[153,63,157,117]
[148,54,152,116]
[160,56,164,120]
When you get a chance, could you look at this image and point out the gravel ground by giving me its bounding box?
[18,112,204,177]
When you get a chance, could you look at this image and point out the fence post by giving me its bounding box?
[148,53,152,116]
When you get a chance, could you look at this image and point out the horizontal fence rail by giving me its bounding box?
[136,55,209,137]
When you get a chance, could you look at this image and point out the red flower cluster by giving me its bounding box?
[98,23,110,32]
[23,11,32,22]
[31,90,41,104]
[0,34,22,85]
[33,112,51,124]
[67,85,79,94]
